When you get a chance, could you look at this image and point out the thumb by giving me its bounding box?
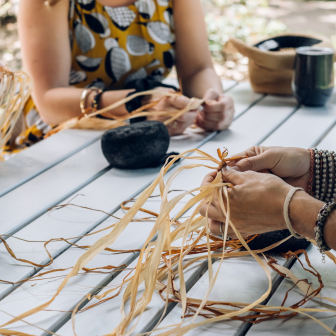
[221,166,243,185]
[232,151,274,172]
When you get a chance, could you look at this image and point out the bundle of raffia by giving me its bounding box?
[1,149,336,336]
[0,66,32,158]
[45,90,204,137]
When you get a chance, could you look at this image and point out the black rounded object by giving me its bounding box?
[101,121,170,169]
[247,229,310,253]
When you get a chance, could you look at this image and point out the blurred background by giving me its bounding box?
[1,0,335,82]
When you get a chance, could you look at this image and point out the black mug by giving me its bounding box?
[292,47,334,106]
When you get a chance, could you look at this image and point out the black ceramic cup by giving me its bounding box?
[292,46,334,106]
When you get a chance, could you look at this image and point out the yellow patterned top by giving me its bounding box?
[69,0,175,90]
[5,0,175,154]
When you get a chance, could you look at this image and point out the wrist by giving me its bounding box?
[310,148,336,202]
[323,209,336,250]
[100,90,132,117]
[289,191,324,239]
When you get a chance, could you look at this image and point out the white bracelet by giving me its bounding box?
[283,187,305,239]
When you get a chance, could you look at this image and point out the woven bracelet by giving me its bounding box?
[283,187,305,239]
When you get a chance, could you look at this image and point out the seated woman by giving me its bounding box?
[14,0,234,150]
[200,146,336,253]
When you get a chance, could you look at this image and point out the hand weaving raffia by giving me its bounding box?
[0,147,336,336]
[0,66,32,159]
[45,89,204,137]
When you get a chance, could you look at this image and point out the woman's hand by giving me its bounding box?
[195,88,235,131]
[228,146,311,191]
[144,88,198,136]
[199,168,293,238]
[199,167,333,249]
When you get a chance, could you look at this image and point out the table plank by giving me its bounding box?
[0,80,235,200]
[53,94,298,336]
[0,186,195,334]
[0,80,276,334]
[0,82,269,333]
[153,94,336,336]
[247,245,336,336]
[225,81,264,118]
[1,140,110,238]
[0,130,103,197]
[315,120,336,151]
[0,79,244,304]
[151,255,288,336]
[0,128,217,300]
[245,104,336,336]
[262,93,336,148]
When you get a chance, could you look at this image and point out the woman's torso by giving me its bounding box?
[69,0,176,90]
[6,0,176,153]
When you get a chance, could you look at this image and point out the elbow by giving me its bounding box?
[32,89,67,126]
[33,98,58,126]
[39,113,57,127]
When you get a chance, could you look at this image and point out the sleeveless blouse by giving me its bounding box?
[69,0,175,90]
[4,0,175,156]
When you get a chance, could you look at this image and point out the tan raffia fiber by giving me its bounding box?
[1,149,336,335]
[45,90,204,137]
[0,66,32,157]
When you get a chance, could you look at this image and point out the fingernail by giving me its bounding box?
[231,166,240,171]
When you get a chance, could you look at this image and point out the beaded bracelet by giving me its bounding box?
[307,149,315,196]
[91,88,104,112]
[312,148,321,200]
[311,148,336,203]
[315,201,333,262]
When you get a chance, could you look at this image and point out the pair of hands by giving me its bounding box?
[145,88,235,136]
[199,146,312,238]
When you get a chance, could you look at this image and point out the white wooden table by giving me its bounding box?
[1,79,336,336]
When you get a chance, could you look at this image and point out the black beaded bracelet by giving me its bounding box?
[91,88,104,112]
[315,201,333,262]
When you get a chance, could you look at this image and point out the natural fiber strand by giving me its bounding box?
[0,66,32,158]
[0,149,336,336]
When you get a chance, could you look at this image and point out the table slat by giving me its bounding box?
[155,94,336,336]
[1,140,110,237]
[225,81,264,118]
[247,245,336,336]
[262,94,336,148]
[0,80,235,199]
[0,130,102,197]
[0,81,264,334]
[54,93,298,336]
[0,128,217,299]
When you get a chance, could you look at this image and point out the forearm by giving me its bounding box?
[35,87,133,125]
[290,191,336,250]
[180,67,223,99]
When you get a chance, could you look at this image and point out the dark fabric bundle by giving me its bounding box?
[247,229,310,253]
[101,120,178,169]
[125,76,178,123]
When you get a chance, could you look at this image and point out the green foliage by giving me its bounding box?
[202,0,287,61]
